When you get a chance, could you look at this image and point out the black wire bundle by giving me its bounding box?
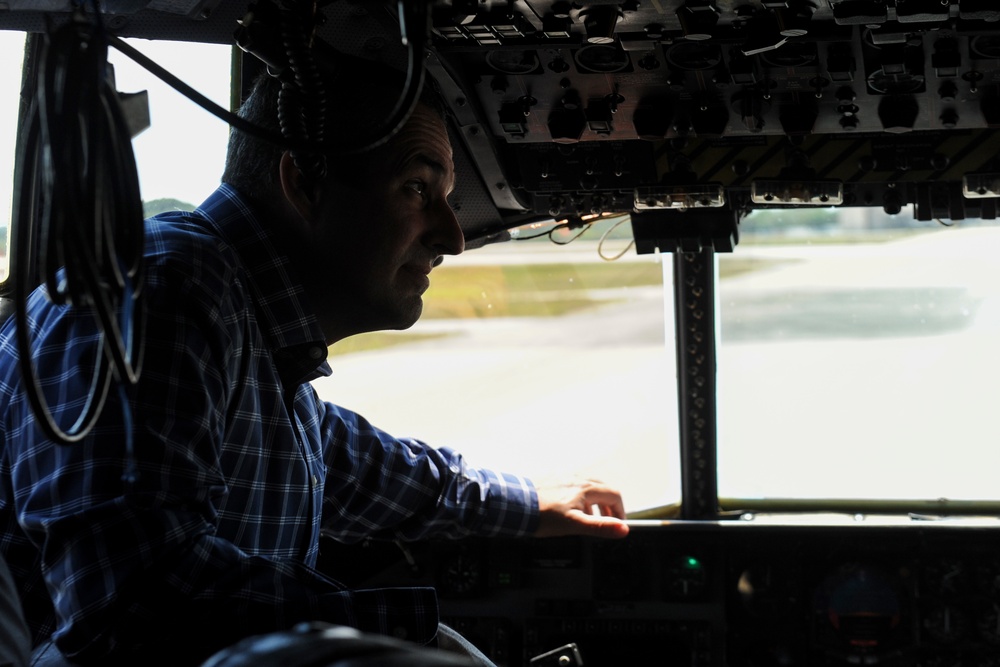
[332,0,430,155]
[279,1,329,189]
[11,7,145,447]
[263,0,430,159]
[114,0,429,163]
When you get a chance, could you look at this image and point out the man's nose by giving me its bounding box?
[429,199,465,256]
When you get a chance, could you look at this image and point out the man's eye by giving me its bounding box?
[406,180,427,197]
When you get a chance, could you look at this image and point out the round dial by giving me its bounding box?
[438,550,483,597]
[923,603,968,645]
[760,42,818,68]
[813,562,905,653]
[977,603,1000,645]
[665,42,722,71]
[663,554,709,600]
[867,69,925,95]
[975,558,1000,597]
[921,557,970,597]
[485,50,541,75]
[574,45,629,73]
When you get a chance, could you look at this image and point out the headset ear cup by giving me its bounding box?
[280,79,327,191]
[236,0,429,156]
[276,5,328,188]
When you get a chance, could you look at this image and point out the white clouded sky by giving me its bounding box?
[0,31,26,229]
[0,31,232,225]
[0,32,229,283]
[108,38,233,206]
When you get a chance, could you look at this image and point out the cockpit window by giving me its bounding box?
[106,39,232,216]
[0,30,26,285]
[15,30,993,516]
[3,35,230,294]
[311,203,1000,515]
[311,218,684,514]
[718,208,1000,506]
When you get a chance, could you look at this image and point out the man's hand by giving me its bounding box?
[534,479,630,539]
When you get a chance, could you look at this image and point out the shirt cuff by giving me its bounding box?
[476,469,539,537]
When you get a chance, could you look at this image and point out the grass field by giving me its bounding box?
[330,256,779,356]
[426,256,778,319]
[329,227,950,356]
[421,261,660,319]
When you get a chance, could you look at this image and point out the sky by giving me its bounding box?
[0,31,233,225]
[0,32,26,229]
[107,38,233,206]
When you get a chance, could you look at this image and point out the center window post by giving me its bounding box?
[673,246,720,521]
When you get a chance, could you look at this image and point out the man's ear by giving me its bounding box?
[279,151,320,223]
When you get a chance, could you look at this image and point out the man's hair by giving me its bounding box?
[222,57,446,205]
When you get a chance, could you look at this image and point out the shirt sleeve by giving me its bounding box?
[315,401,540,543]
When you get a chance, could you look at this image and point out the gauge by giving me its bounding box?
[437,547,483,597]
[663,554,709,600]
[971,35,1000,60]
[666,42,723,71]
[918,652,973,667]
[813,562,905,652]
[485,50,541,75]
[760,42,819,69]
[921,557,970,597]
[922,603,968,645]
[737,559,802,618]
[975,558,1000,597]
[867,69,925,95]
[573,45,630,73]
[977,602,1000,645]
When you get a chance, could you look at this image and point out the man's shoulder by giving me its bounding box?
[144,211,244,289]
[145,210,230,255]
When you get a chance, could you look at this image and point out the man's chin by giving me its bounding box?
[387,300,423,331]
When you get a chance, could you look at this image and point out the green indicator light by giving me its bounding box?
[685,556,702,569]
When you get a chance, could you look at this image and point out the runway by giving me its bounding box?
[312,227,1000,512]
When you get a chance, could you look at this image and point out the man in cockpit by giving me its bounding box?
[0,61,628,666]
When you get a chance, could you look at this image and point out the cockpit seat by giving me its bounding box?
[199,622,476,667]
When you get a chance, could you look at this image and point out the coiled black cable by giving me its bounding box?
[120,0,430,159]
[12,8,144,450]
[331,0,429,155]
[278,1,328,189]
[237,0,429,157]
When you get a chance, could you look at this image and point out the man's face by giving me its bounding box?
[304,103,464,341]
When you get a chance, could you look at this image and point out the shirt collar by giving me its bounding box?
[193,184,332,385]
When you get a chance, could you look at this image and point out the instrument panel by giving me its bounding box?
[419,0,1000,242]
[5,1,1000,240]
[320,521,1000,666]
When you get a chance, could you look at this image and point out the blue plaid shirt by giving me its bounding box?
[0,184,538,663]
